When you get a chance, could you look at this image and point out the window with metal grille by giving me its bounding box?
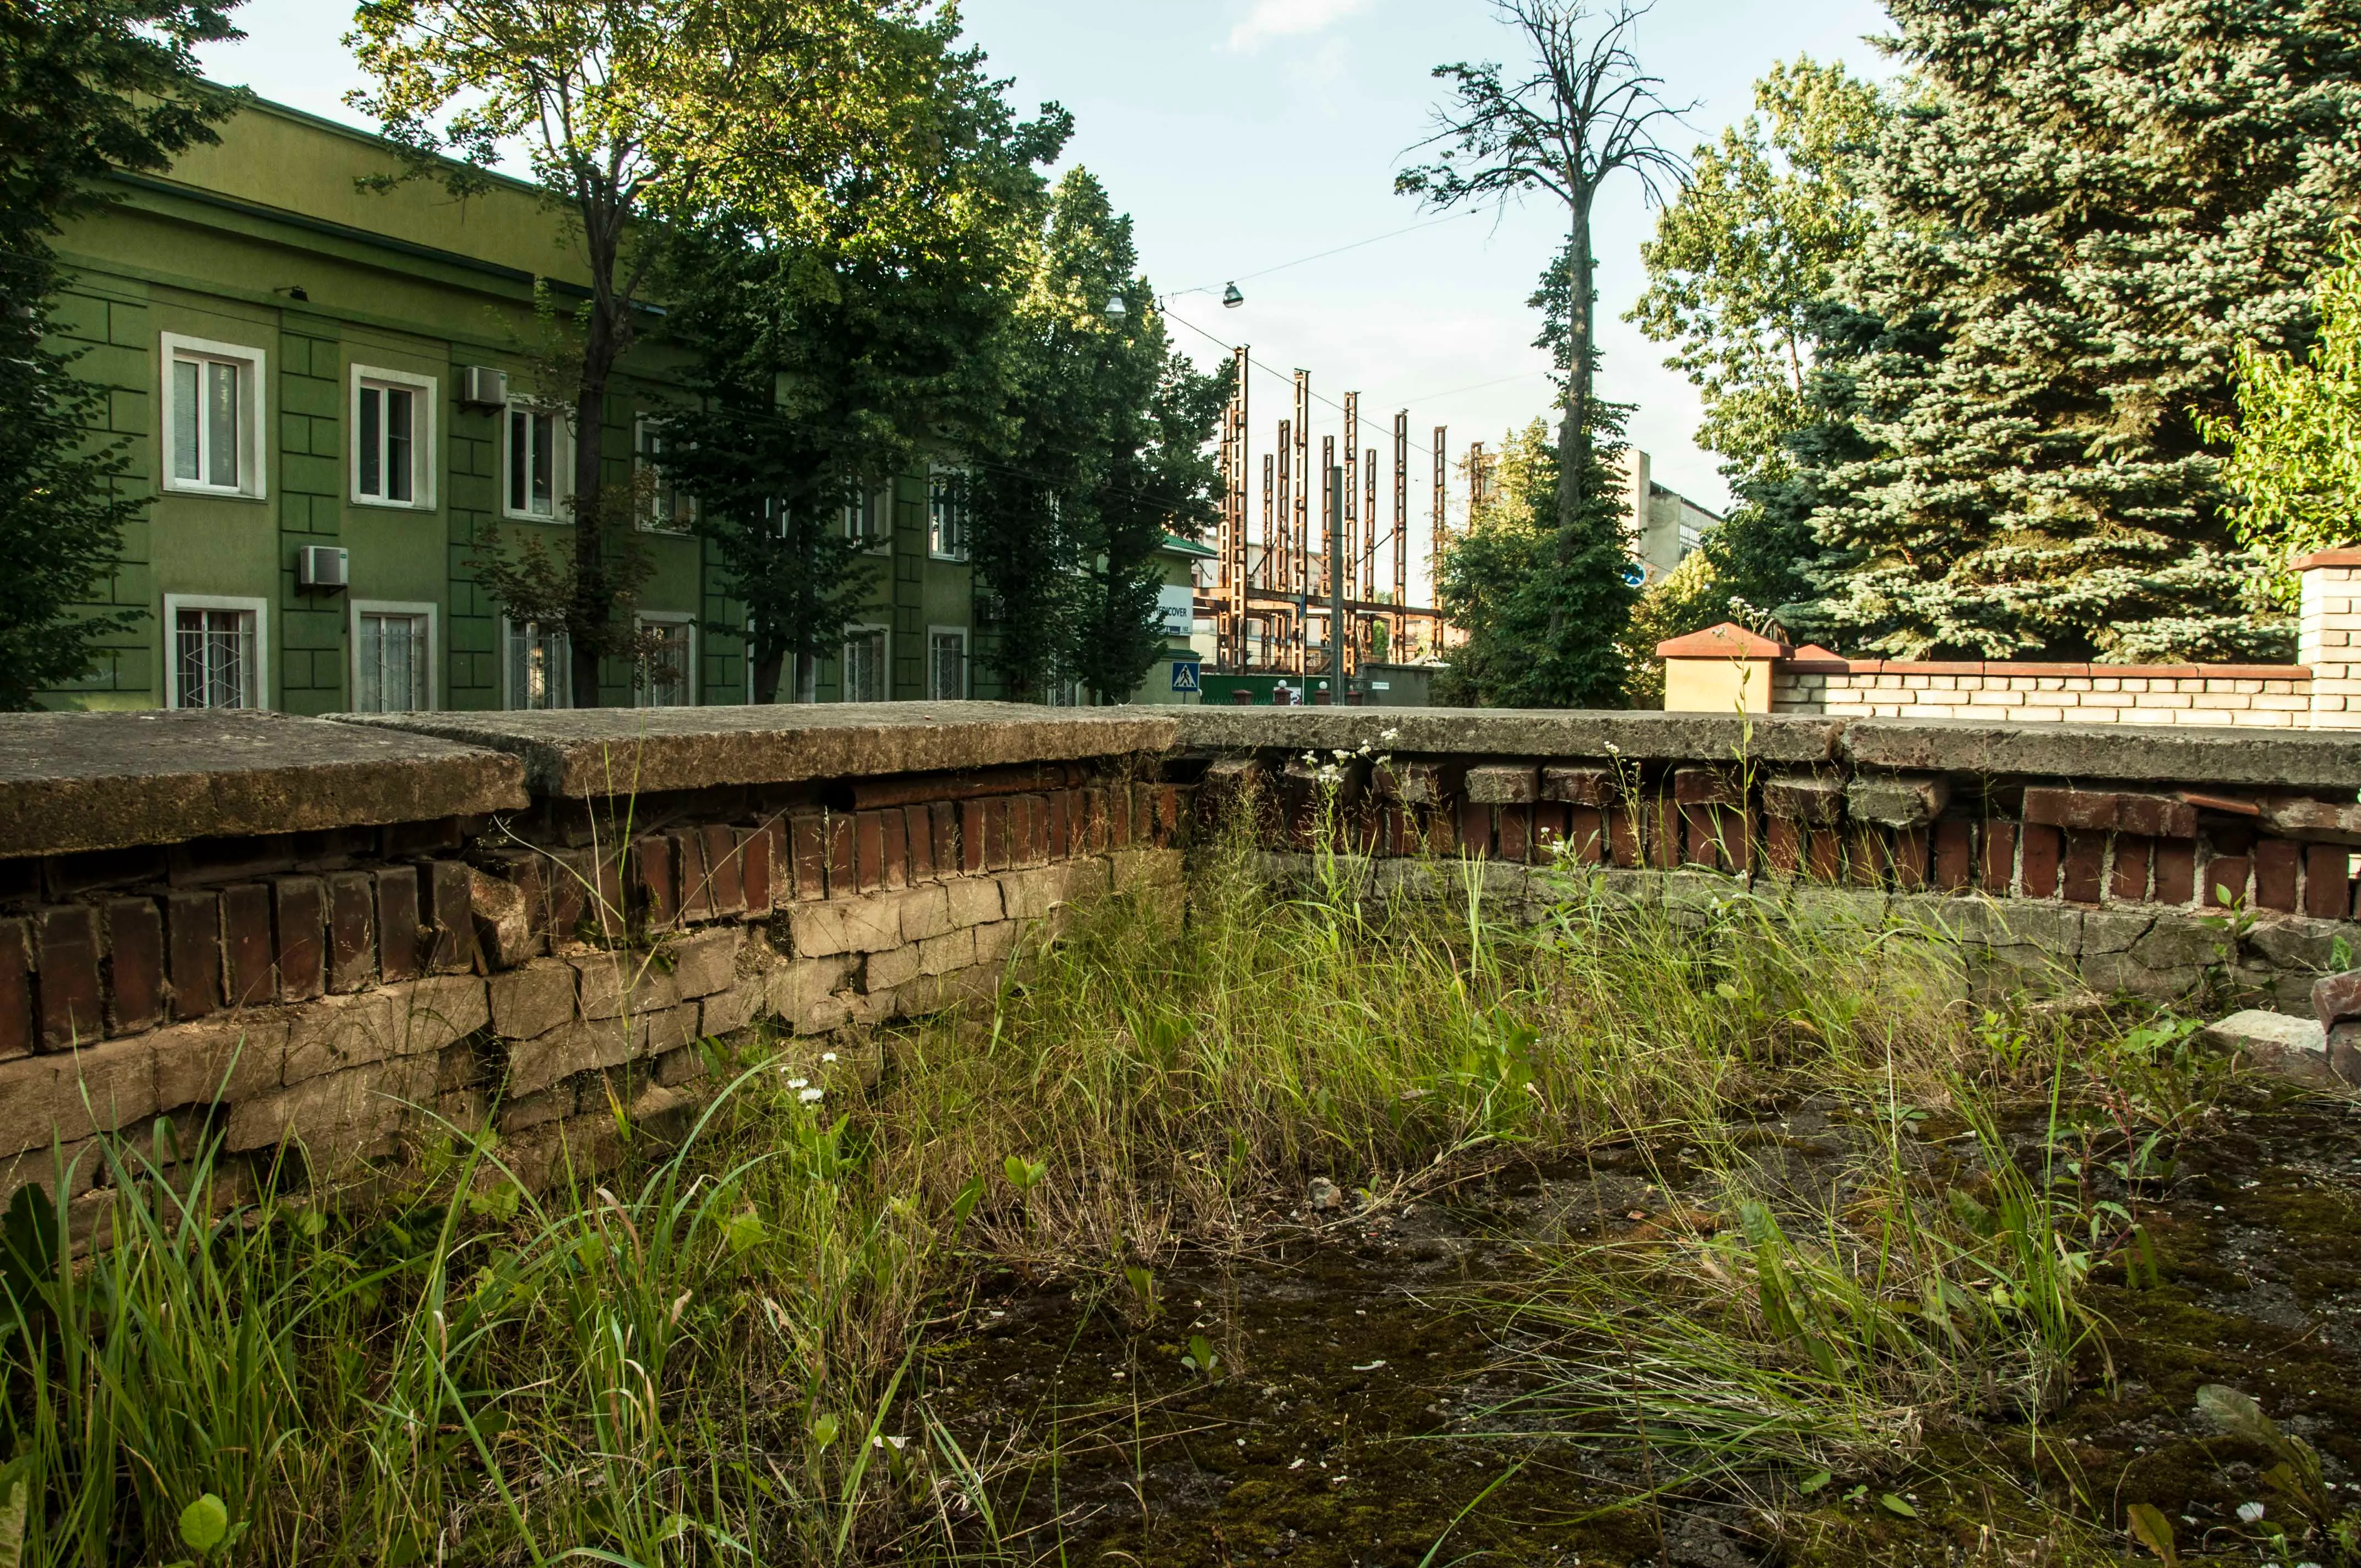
[637,617,693,707]
[929,466,971,560]
[507,401,561,519]
[505,619,571,709]
[174,607,257,709]
[356,611,429,712]
[928,629,967,700]
[355,369,432,506]
[841,627,888,703]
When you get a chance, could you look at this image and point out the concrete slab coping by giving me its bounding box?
[334,703,1180,798]
[1837,717,2361,790]
[1175,707,1844,764]
[0,710,528,859]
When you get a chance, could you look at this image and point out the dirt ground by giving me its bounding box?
[917,1076,2361,1567]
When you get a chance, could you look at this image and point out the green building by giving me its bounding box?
[41,96,988,715]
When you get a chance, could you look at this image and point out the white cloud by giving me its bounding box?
[1227,0,1373,53]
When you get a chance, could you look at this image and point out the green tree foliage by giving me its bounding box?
[349,0,962,704]
[655,26,1068,703]
[2200,257,2361,611]
[969,171,1227,703]
[1434,414,1637,709]
[1629,58,1883,636]
[1799,0,2361,662]
[0,0,241,709]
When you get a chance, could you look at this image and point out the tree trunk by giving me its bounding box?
[751,645,786,706]
[1557,192,1595,561]
[569,310,613,707]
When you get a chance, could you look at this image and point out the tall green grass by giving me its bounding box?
[0,815,2147,1564]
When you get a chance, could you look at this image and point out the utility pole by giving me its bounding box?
[1293,371,1310,676]
[1275,419,1292,671]
[1319,434,1335,683]
[1260,452,1274,665]
[1328,462,1346,694]
[1432,426,1448,656]
[1343,392,1360,612]
[1223,344,1249,672]
[1393,411,1408,662]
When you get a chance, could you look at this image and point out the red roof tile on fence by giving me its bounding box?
[2291,547,2361,570]
[1656,622,1788,659]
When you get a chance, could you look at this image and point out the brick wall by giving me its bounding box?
[1774,660,2316,727]
[0,765,1187,1241]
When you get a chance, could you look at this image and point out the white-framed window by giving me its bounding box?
[840,624,888,703]
[927,626,968,700]
[504,391,569,521]
[160,334,266,499]
[635,612,695,707]
[635,416,695,533]
[165,593,268,710]
[351,365,436,509]
[929,465,971,560]
[350,600,437,712]
[845,486,890,551]
[503,618,572,710]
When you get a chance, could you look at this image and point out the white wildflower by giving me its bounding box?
[799,1087,825,1104]
[2239,1502,2266,1525]
[821,1052,839,1063]
[786,1077,809,1090]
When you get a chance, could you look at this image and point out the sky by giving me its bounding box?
[196,0,1896,595]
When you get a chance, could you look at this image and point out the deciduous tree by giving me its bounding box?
[0,0,241,709]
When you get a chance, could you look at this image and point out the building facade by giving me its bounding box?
[42,97,981,715]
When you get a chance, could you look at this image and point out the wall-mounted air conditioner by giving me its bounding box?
[459,366,507,407]
[296,546,349,590]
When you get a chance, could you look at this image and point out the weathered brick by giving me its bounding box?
[790,814,828,901]
[1933,821,1973,891]
[665,926,743,999]
[2023,787,2119,832]
[2117,794,2199,840]
[1978,821,2017,894]
[866,943,923,993]
[489,963,578,1041]
[826,814,857,895]
[2314,968,2361,1028]
[273,877,328,1002]
[1044,793,1069,860]
[376,867,421,983]
[918,927,976,976]
[2203,854,2251,908]
[2109,836,2153,903]
[641,1003,698,1057]
[701,824,745,916]
[946,875,1003,928]
[973,920,1017,967]
[898,884,953,943]
[788,896,902,959]
[2304,843,2349,921]
[930,800,960,875]
[153,1014,289,1108]
[225,1052,437,1158]
[901,805,935,882]
[766,954,855,1035]
[221,884,276,1008]
[855,811,886,892]
[285,976,487,1087]
[498,1084,578,1134]
[656,1044,712,1088]
[959,798,988,874]
[104,898,164,1035]
[0,919,30,1060]
[507,1015,632,1098]
[164,890,222,1021]
[1155,784,1182,843]
[425,860,475,973]
[1807,827,1842,882]
[700,974,763,1038]
[569,952,680,1020]
[2061,831,2106,904]
[883,808,912,889]
[0,1035,157,1156]
[1495,804,1533,863]
[1764,816,1802,878]
[1608,805,1643,868]
[633,835,680,929]
[1541,767,1614,808]
[469,867,533,970]
[1847,774,1949,830]
[2255,839,2300,911]
[983,797,1013,870]
[1671,767,1741,809]
[672,829,713,922]
[1020,794,1051,865]
[1457,799,1493,858]
[31,907,102,1053]
[1762,775,1843,825]
[2019,825,2063,899]
[741,823,778,913]
[1844,827,1887,888]
[325,872,376,993]
[2152,840,2196,906]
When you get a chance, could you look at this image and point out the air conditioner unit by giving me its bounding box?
[458,365,507,407]
[296,546,349,590]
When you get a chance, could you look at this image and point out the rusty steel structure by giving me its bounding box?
[1194,356,1461,690]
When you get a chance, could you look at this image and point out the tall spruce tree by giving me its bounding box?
[0,0,241,709]
[969,171,1226,703]
[1803,0,2361,662]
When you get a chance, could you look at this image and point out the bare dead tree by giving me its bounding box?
[1399,1,1689,554]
